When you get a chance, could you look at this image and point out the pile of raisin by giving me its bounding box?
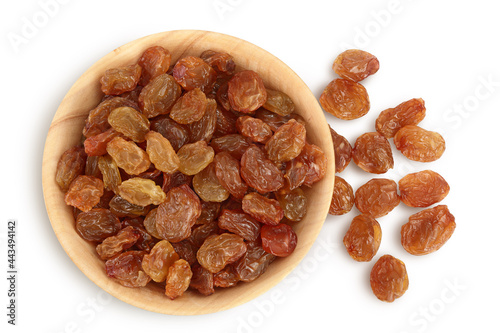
[323,49,455,302]
[56,46,327,299]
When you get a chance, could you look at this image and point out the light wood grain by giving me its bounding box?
[42,30,335,315]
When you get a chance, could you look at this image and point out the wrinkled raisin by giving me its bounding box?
[242,192,284,225]
[197,233,247,273]
[106,137,151,175]
[192,162,230,202]
[145,131,180,174]
[218,209,261,242]
[261,224,297,257]
[177,140,215,175]
[265,119,306,162]
[352,132,393,174]
[343,214,381,262]
[117,178,166,206]
[150,116,189,152]
[138,74,182,118]
[355,178,400,218]
[138,46,171,86]
[172,56,217,92]
[75,208,121,242]
[189,263,215,296]
[376,98,426,138]
[105,250,151,288]
[330,126,352,173]
[56,146,87,191]
[401,205,455,255]
[96,226,140,260]
[170,88,208,124]
[213,151,248,199]
[97,155,122,193]
[370,255,408,302]
[399,170,450,208]
[64,175,104,212]
[228,70,267,113]
[108,107,150,142]
[240,145,284,193]
[329,176,354,215]
[188,98,217,142]
[263,89,295,116]
[200,50,235,75]
[165,259,193,300]
[236,116,273,143]
[276,187,307,222]
[141,240,179,282]
[235,241,275,282]
[320,78,370,120]
[84,129,121,156]
[332,49,379,82]
[100,64,141,96]
[83,97,139,137]
[394,125,445,162]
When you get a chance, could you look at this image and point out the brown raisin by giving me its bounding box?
[187,98,217,142]
[330,126,352,173]
[343,214,381,262]
[240,145,284,193]
[394,125,445,162]
[100,64,141,95]
[150,116,189,152]
[56,146,87,192]
[156,184,201,242]
[84,129,121,157]
[319,79,370,120]
[213,265,239,288]
[96,226,140,260]
[138,74,182,118]
[192,162,230,202]
[105,250,151,287]
[332,49,379,82]
[213,151,248,199]
[242,192,284,225]
[107,107,150,142]
[261,224,297,257]
[228,70,267,113]
[138,46,171,86]
[197,233,247,273]
[218,209,261,242]
[262,89,295,116]
[329,176,354,215]
[75,208,121,242]
[189,263,215,296]
[170,88,208,124]
[211,134,251,160]
[64,175,104,212]
[399,170,450,208]
[352,132,393,174]
[165,259,193,300]
[401,205,455,255]
[236,116,273,143]
[200,50,235,75]
[234,241,275,282]
[141,240,179,282]
[265,119,306,162]
[370,254,409,302]
[172,56,217,92]
[97,155,122,193]
[354,178,400,218]
[376,98,426,138]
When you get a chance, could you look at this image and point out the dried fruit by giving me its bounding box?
[192,162,230,202]
[141,240,179,282]
[255,108,306,132]
[189,263,215,296]
[240,145,284,193]
[109,194,151,218]
[170,88,208,124]
[156,184,201,242]
[370,255,408,302]
[138,46,171,86]
[139,74,182,118]
[355,178,400,218]
[197,233,247,273]
[320,78,370,120]
[329,176,354,215]
[117,178,166,206]
[150,116,189,152]
[401,205,455,255]
[234,241,275,282]
[96,226,141,260]
[108,107,150,142]
[265,119,306,162]
[263,89,295,116]
[332,49,379,82]
[165,259,193,300]
[64,175,104,212]
[145,131,180,173]
[56,146,86,191]
[162,171,192,194]
[75,208,121,242]
[105,251,151,287]
[376,98,426,138]
[228,70,267,113]
[343,214,381,262]
[236,116,273,143]
[298,143,328,186]
[171,240,197,266]
[218,209,261,242]
[100,64,141,95]
[190,221,220,248]
[275,187,307,222]
[106,137,151,175]
[214,105,238,137]
[84,129,121,156]
[172,56,217,92]
[143,208,162,239]
[399,170,450,207]
[213,151,248,199]
[200,50,235,75]
[242,192,284,225]
[394,125,445,162]
[330,126,352,173]
[188,98,217,142]
[97,155,122,193]
[83,97,139,137]
[211,134,251,160]
[213,265,239,288]
[352,132,394,174]
[176,140,214,175]
[261,224,297,257]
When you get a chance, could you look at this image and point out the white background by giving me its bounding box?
[1,0,499,332]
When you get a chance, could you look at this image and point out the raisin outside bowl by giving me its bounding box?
[42,30,335,315]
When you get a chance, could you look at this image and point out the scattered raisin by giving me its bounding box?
[370,254,409,302]
[330,126,352,173]
[352,132,394,174]
[329,176,354,215]
[354,178,400,218]
[343,214,381,262]
[332,49,379,82]
[376,98,426,138]
[394,125,445,162]
[320,78,370,120]
[399,170,450,208]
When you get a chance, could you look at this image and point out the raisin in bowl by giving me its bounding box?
[42,30,335,315]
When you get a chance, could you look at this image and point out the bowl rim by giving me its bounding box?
[42,29,335,315]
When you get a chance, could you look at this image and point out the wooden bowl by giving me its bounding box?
[42,30,335,315]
